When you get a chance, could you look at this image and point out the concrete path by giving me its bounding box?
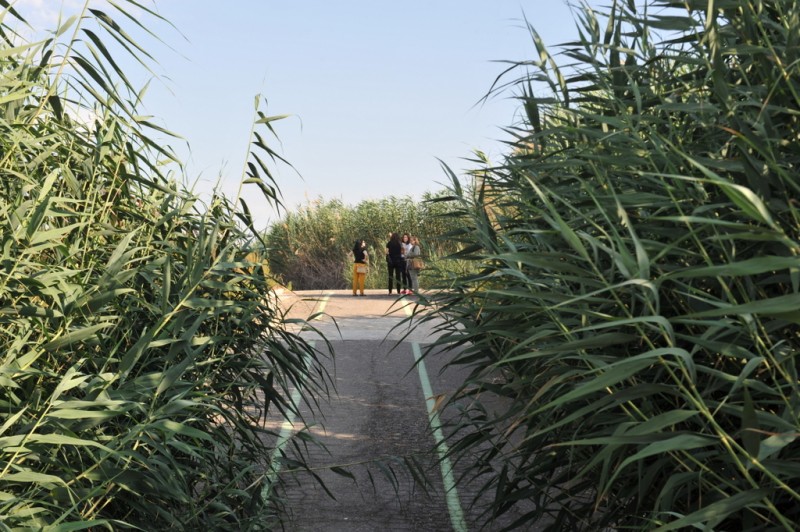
[264,289,529,531]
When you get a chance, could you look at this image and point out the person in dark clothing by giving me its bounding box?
[385,232,405,295]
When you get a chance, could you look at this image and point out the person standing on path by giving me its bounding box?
[352,239,368,296]
[405,235,422,292]
[385,232,405,295]
[400,233,413,295]
[385,231,392,290]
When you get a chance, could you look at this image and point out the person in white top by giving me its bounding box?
[405,235,422,292]
[400,233,413,295]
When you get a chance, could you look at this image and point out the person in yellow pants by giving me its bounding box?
[352,239,369,296]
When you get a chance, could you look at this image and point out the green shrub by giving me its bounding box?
[421,1,800,530]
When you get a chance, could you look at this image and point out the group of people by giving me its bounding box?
[385,232,422,295]
[350,232,423,296]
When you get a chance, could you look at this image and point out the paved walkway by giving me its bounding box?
[263,289,532,531]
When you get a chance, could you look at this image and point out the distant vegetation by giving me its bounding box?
[418,1,800,530]
[263,192,470,290]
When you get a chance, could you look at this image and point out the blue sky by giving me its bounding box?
[20,1,594,228]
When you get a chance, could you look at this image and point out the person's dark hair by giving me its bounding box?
[390,232,400,244]
[352,239,361,253]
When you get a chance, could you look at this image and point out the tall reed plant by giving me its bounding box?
[0,3,324,528]
[420,1,800,530]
